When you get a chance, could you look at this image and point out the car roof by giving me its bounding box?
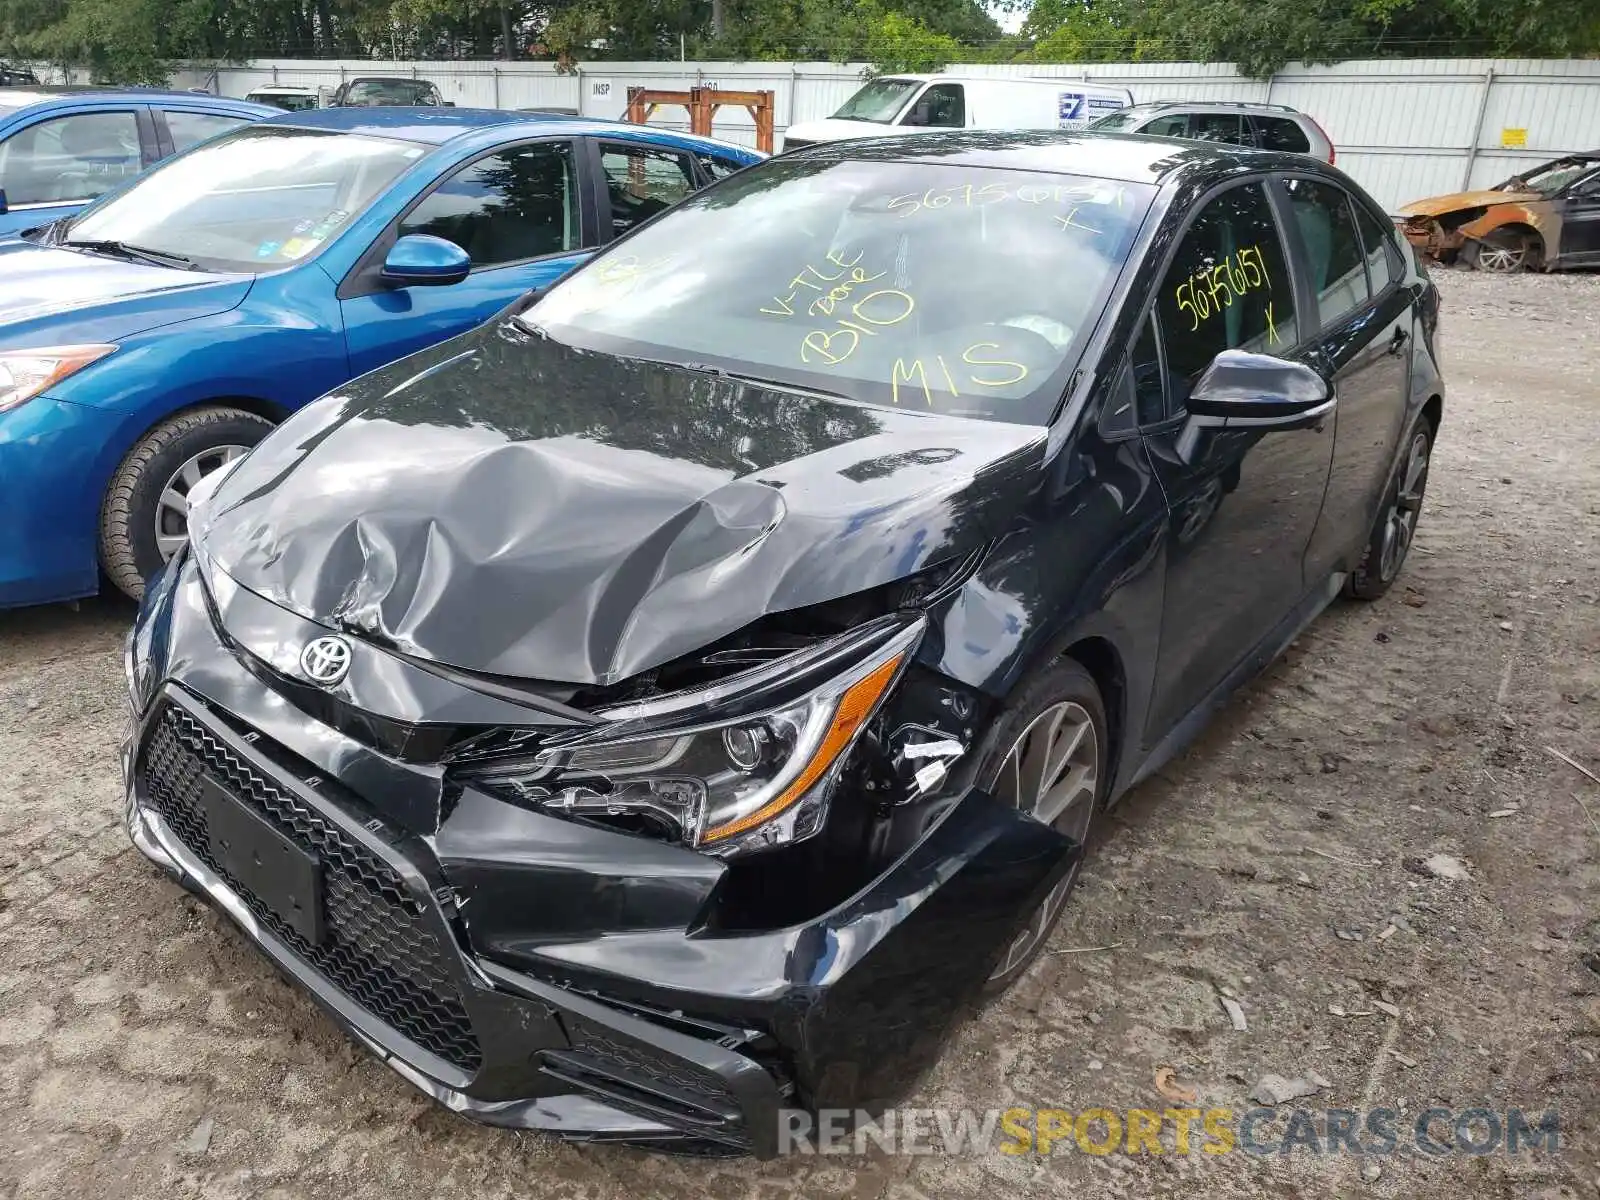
[1114,100,1304,116]
[784,128,1301,186]
[258,105,762,153]
[0,85,275,112]
[343,76,438,86]
[868,74,1125,87]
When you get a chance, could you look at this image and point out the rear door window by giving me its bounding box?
[1154,181,1300,409]
[1253,116,1311,153]
[1281,177,1370,328]
[164,110,252,154]
[599,142,697,237]
[1353,201,1404,292]
[695,151,749,182]
[1190,112,1247,145]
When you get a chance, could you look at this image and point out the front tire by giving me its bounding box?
[99,407,273,600]
[1465,230,1536,274]
[975,658,1109,996]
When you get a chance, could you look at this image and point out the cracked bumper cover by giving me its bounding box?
[121,556,1079,1157]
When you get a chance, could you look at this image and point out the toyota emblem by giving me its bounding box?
[299,635,352,686]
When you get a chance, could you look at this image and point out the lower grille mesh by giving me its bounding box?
[140,704,482,1074]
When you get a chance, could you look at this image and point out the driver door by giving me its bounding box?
[1140,179,1335,739]
[896,83,967,131]
[1558,170,1600,265]
[339,139,592,377]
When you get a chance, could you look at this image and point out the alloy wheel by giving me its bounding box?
[986,701,1100,981]
[1473,236,1527,273]
[154,445,249,561]
[1378,429,1431,583]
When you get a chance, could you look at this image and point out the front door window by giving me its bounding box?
[1154,181,1300,410]
[900,84,965,129]
[0,110,142,205]
[400,141,578,268]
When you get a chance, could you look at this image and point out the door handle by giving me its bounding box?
[1388,327,1409,355]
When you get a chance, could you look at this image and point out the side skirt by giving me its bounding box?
[1118,571,1347,798]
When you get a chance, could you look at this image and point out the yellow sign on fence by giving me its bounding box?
[1501,127,1528,148]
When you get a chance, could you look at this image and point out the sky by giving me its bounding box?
[991,3,1027,33]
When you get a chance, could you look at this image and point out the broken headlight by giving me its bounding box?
[464,617,924,856]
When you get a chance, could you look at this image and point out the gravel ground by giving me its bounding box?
[1,268,1597,1200]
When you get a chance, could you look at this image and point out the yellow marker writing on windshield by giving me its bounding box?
[1054,207,1102,237]
[801,327,860,365]
[962,343,1029,388]
[892,358,935,407]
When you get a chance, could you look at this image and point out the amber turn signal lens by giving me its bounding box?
[701,651,906,844]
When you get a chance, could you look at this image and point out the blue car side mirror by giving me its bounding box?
[381,234,471,288]
[0,187,8,216]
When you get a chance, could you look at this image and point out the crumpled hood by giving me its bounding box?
[1398,189,1541,218]
[195,323,1048,686]
[0,239,251,348]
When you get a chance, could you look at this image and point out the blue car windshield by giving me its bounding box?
[64,126,429,273]
[527,157,1154,425]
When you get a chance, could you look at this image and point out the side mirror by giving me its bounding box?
[1176,349,1333,461]
[0,188,8,215]
[381,234,471,288]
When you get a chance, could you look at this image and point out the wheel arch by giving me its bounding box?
[1470,220,1546,266]
[1420,393,1443,434]
[1059,636,1128,805]
[105,395,285,474]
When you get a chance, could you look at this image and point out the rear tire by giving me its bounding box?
[1345,416,1433,601]
[99,407,273,600]
[974,657,1109,997]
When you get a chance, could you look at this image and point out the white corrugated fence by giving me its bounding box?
[150,56,1600,211]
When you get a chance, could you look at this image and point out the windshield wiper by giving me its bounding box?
[664,360,858,403]
[64,239,197,271]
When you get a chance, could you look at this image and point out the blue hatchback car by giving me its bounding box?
[0,107,763,607]
[0,87,277,237]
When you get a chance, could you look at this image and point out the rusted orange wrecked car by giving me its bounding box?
[1399,151,1600,273]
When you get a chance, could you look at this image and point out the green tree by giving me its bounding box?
[863,7,966,71]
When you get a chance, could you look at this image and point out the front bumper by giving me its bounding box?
[122,556,1078,1156]
[0,397,118,607]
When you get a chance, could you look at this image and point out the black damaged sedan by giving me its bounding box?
[123,132,1442,1154]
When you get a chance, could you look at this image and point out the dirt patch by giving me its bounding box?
[1,268,1597,1199]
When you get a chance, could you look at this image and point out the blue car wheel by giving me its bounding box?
[99,406,274,599]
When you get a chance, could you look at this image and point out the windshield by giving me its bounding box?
[343,80,436,106]
[64,126,426,273]
[1506,158,1600,198]
[832,79,921,124]
[528,158,1153,425]
[249,91,319,112]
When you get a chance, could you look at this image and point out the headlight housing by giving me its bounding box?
[0,345,117,413]
[463,616,924,856]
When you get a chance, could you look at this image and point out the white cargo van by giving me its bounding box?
[780,75,1134,151]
